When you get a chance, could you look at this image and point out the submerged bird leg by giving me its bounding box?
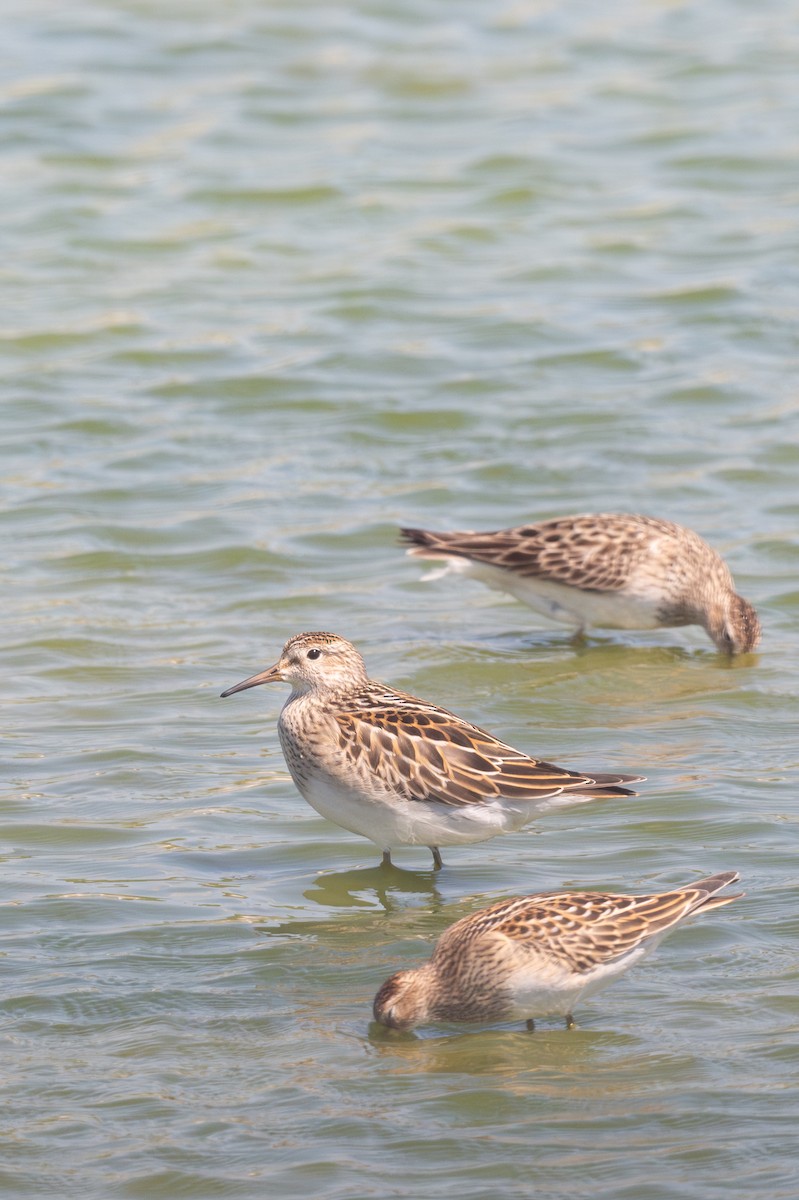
[430,846,444,870]
[526,1019,535,1032]
[381,850,393,868]
[565,1014,575,1030]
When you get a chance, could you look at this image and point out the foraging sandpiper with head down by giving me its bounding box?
[221,631,643,869]
[373,871,742,1031]
[401,513,760,654]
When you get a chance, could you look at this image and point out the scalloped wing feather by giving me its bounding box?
[333,686,640,809]
[402,514,692,593]
[441,873,741,973]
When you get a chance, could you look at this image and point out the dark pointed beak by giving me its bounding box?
[220,661,284,697]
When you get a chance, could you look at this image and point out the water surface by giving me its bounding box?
[2,2,798,1197]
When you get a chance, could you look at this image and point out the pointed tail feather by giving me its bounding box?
[401,527,463,559]
[690,871,744,912]
[573,770,645,799]
[578,784,640,799]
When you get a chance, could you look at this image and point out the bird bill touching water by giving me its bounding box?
[221,631,644,869]
[373,871,742,1032]
[401,513,760,654]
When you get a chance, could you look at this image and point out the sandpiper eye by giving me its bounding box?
[306,647,322,660]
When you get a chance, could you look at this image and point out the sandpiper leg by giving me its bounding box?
[431,846,443,870]
[381,850,392,868]
[526,1019,535,1032]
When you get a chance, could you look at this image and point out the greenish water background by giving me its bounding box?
[3,2,798,1197]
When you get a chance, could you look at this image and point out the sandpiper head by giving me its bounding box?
[707,594,761,655]
[220,631,369,698]
[373,967,433,1031]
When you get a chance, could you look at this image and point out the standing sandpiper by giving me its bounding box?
[221,631,643,869]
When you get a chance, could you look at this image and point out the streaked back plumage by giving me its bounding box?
[373,872,742,1030]
[401,513,760,653]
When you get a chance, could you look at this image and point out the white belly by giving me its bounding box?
[432,559,663,631]
[505,941,657,1019]
[296,772,534,851]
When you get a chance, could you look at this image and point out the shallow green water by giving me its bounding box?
[3,2,799,1197]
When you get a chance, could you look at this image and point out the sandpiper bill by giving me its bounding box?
[373,871,741,1031]
[402,513,760,654]
[221,631,643,869]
